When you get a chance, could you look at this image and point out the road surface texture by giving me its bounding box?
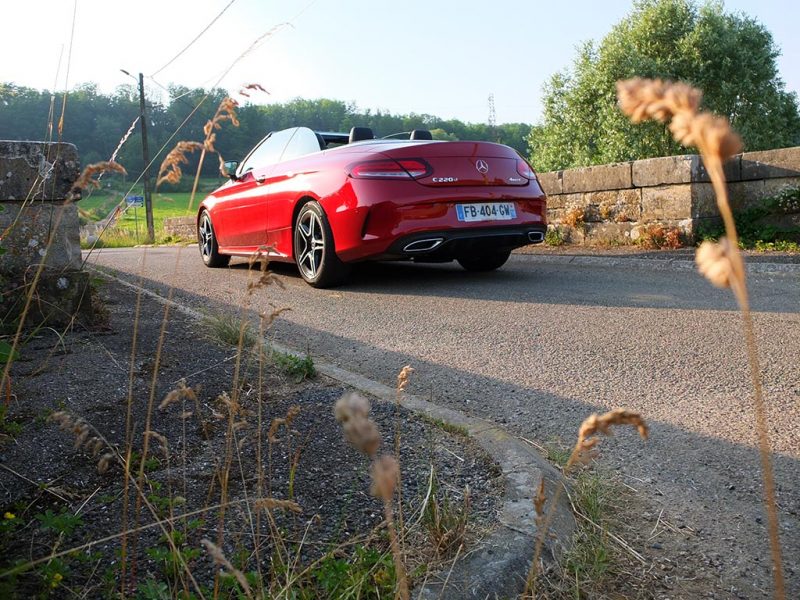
[88,247,799,598]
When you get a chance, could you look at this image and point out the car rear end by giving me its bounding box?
[333,140,547,262]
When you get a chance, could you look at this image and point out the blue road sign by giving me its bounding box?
[126,195,144,208]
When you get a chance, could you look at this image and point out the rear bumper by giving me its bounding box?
[374,224,546,261]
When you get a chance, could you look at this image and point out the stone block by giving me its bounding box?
[163,216,196,240]
[562,161,632,193]
[582,189,642,222]
[545,193,567,210]
[740,147,800,180]
[641,184,693,221]
[0,140,80,201]
[632,155,695,187]
[692,154,742,183]
[762,176,800,198]
[691,182,719,218]
[583,222,635,245]
[546,208,564,223]
[537,171,562,195]
[0,202,82,273]
[727,180,766,212]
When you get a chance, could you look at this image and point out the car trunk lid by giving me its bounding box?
[378,141,528,187]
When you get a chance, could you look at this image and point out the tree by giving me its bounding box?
[528,0,800,171]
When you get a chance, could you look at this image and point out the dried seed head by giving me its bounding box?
[68,161,127,201]
[370,455,399,501]
[145,430,169,458]
[617,78,741,161]
[156,141,203,188]
[335,393,381,455]
[397,365,414,394]
[669,112,742,160]
[577,409,649,443]
[267,405,301,443]
[616,78,701,124]
[97,452,115,474]
[534,478,546,526]
[254,498,302,513]
[201,539,252,597]
[334,392,370,423]
[343,417,382,457]
[238,83,270,98]
[159,379,198,410]
[696,238,735,289]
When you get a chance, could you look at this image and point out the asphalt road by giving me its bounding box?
[87,246,799,597]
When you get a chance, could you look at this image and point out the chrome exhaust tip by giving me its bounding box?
[528,231,545,243]
[403,238,445,252]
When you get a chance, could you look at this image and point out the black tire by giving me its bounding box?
[457,249,511,272]
[198,210,230,268]
[293,202,350,288]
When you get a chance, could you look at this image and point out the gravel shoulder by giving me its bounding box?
[0,276,503,597]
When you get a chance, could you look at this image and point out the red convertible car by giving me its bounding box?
[197,126,547,287]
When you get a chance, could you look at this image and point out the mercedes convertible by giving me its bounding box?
[197,126,547,287]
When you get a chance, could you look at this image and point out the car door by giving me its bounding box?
[263,127,325,254]
[214,128,297,249]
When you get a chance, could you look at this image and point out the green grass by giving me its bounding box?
[418,414,470,438]
[79,179,224,247]
[81,191,195,232]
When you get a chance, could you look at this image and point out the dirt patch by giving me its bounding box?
[0,278,502,598]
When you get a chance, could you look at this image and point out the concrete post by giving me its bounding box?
[0,140,92,325]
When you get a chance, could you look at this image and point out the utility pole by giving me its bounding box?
[137,72,155,243]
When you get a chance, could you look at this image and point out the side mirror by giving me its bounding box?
[222,160,240,180]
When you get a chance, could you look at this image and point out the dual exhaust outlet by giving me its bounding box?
[402,230,545,253]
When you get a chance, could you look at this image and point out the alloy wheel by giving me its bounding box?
[296,210,325,280]
[199,215,213,260]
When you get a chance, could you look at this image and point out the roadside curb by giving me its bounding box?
[516,253,800,274]
[90,265,576,599]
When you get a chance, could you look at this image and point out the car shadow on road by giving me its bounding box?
[116,266,799,598]
[230,255,797,314]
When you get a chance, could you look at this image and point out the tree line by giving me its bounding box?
[2,1,799,179]
[0,82,531,187]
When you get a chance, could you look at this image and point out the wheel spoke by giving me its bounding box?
[296,209,326,280]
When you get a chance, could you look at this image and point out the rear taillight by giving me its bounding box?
[349,158,431,179]
[516,158,537,180]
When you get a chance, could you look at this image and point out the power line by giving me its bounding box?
[150,0,237,77]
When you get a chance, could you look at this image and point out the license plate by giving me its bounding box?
[456,202,516,222]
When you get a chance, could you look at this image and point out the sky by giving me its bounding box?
[3,0,798,125]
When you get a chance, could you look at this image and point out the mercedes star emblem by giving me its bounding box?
[475,159,489,174]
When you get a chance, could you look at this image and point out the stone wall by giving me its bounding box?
[0,140,91,324]
[538,146,800,244]
[163,216,196,240]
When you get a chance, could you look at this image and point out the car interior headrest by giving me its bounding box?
[409,129,433,140]
[349,126,374,144]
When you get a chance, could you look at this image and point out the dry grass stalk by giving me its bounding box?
[254,498,302,514]
[155,141,203,189]
[525,409,648,597]
[617,77,785,599]
[371,455,409,600]
[201,538,253,599]
[187,96,242,211]
[247,251,286,292]
[334,393,409,599]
